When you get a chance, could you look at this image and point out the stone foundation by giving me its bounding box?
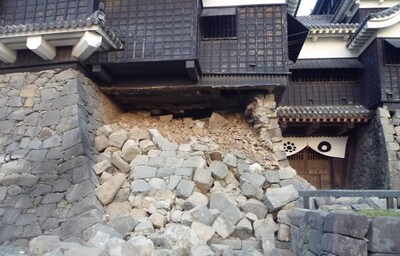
[0,69,119,244]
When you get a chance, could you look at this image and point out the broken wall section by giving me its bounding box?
[0,69,119,244]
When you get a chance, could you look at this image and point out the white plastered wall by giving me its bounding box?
[297,37,358,59]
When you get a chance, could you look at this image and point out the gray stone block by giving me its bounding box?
[262,185,299,212]
[66,180,94,202]
[323,212,369,239]
[26,150,48,162]
[240,198,268,220]
[36,204,57,217]
[107,214,138,234]
[148,157,165,167]
[111,151,130,173]
[156,167,175,177]
[212,215,236,239]
[209,191,235,213]
[233,217,253,240]
[176,179,195,198]
[52,179,71,192]
[148,129,178,151]
[321,233,367,256]
[175,167,193,177]
[32,184,52,197]
[3,208,22,224]
[95,173,125,205]
[368,217,400,254]
[132,166,157,179]
[60,209,102,240]
[241,182,263,200]
[194,168,214,191]
[240,173,266,188]
[131,180,151,193]
[61,127,81,150]
[190,205,215,226]
[41,193,65,204]
[308,228,322,254]
[40,110,61,127]
[209,161,229,179]
[305,211,328,232]
[10,194,33,209]
[265,171,280,183]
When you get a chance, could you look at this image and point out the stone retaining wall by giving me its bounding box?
[289,209,400,256]
[0,69,119,244]
[352,108,396,189]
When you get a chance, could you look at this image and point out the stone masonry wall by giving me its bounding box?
[289,208,400,255]
[0,69,119,245]
[351,108,393,189]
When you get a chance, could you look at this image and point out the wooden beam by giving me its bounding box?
[92,64,114,83]
[0,42,17,63]
[186,60,199,82]
[305,122,320,135]
[72,31,102,61]
[336,122,355,135]
[26,36,56,60]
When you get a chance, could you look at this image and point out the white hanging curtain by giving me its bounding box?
[283,136,349,159]
[308,137,349,159]
[282,137,308,156]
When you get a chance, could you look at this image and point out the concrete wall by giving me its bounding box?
[0,69,119,244]
[289,209,400,256]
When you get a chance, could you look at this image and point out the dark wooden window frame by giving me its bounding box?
[201,12,238,41]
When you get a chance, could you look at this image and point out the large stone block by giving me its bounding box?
[176,179,195,198]
[95,173,125,205]
[209,161,229,179]
[132,166,157,179]
[321,233,367,256]
[323,212,369,239]
[60,209,102,240]
[240,199,268,220]
[209,191,235,213]
[111,151,130,173]
[194,168,213,192]
[262,185,299,212]
[148,129,178,151]
[368,217,400,254]
[109,129,128,148]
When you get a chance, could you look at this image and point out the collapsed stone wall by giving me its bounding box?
[0,69,119,244]
[289,208,400,256]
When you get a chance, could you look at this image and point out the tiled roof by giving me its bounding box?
[0,10,122,49]
[277,105,371,121]
[297,15,334,26]
[348,4,400,49]
[297,15,358,34]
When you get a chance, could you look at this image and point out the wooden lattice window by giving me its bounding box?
[202,15,237,40]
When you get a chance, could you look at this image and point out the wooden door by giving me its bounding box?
[288,147,332,189]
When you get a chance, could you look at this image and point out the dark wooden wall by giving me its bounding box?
[281,69,361,106]
[89,0,200,63]
[359,40,383,108]
[199,5,288,74]
[0,0,97,25]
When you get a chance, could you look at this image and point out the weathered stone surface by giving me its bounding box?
[265,171,280,183]
[106,237,136,256]
[321,233,367,256]
[262,185,299,211]
[209,161,229,179]
[128,236,155,256]
[212,215,236,239]
[240,173,266,188]
[93,160,112,175]
[148,129,178,151]
[17,173,39,187]
[368,217,400,254]
[149,212,166,229]
[109,129,128,148]
[209,191,235,213]
[120,139,142,162]
[254,216,278,239]
[278,166,297,180]
[190,205,215,226]
[176,179,195,198]
[135,220,155,235]
[132,166,157,179]
[111,151,130,173]
[164,224,201,251]
[185,192,209,210]
[240,199,268,220]
[208,113,228,129]
[183,156,207,169]
[192,245,215,256]
[139,139,156,153]
[95,173,125,205]
[223,154,237,168]
[131,180,151,193]
[107,214,138,234]
[130,154,149,166]
[40,110,61,127]
[241,182,263,200]
[95,135,109,152]
[29,235,61,256]
[192,222,215,244]
[305,211,328,232]
[277,224,291,242]
[157,167,174,177]
[233,217,253,240]
[194,168,214,191]
[61,209,102,240]
[323,212,369,239]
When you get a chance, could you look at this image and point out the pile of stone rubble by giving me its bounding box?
[28,124,314,255]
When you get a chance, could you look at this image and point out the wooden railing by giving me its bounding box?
[298,190,400,209]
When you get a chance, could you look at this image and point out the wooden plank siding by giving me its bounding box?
[0,0,97,26]
[200,5,289,74]
[359,40,383,108]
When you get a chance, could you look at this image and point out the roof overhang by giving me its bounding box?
[290,58,364,69]
[0,13,122,64]
[287,14,309,62]
[347,3,400,50]
[386,38,400,48]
